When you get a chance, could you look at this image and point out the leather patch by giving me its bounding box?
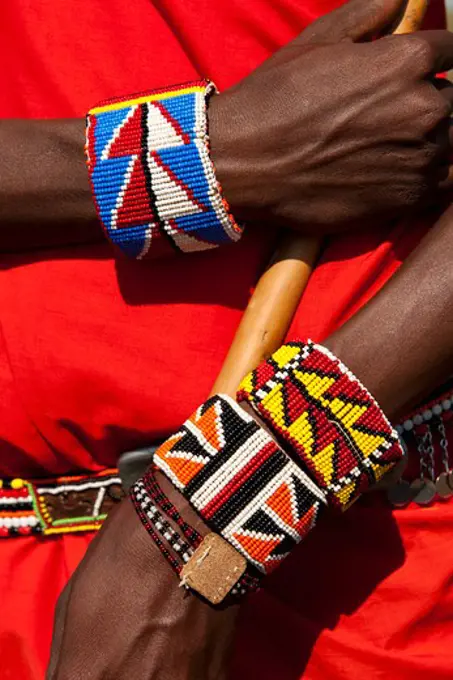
[180,533,246,605]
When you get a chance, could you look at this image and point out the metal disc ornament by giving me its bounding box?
[410,478,436,506]
[448,471,453,491]
[436,472,453,499]
[387,480,413,508]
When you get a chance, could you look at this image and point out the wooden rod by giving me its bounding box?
[210,233,320,397]
[211,0,429,398]
[393,0,429,34]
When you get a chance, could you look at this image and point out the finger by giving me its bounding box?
[439,163,453,191]
[296,0,409,45]
[436,119,453,156]
[404,30,453,76]
[432,77,453,109]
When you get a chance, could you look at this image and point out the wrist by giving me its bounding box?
[155,470,211,537]
[322,331,400,418]
[208,92,270,225]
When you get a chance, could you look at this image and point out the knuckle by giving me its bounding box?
[408,35,434,73]
[433,95,452,121]
[396,34,434,74]
[418,145,438,169]
[410,86,449,131]
[400,180,428,207]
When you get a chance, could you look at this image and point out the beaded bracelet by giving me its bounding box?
[153,394,326,583]
[130,479,194,573]
[86,81,243,259]
[237,341,404,512]
[130,471,261,601]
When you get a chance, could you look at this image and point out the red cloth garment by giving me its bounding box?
[0,1,451,678]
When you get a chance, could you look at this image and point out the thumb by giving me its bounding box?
[296,0,410,45]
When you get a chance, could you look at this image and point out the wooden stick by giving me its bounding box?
[211,0,429,398]
[210,233,320,397]
[393,0,429,34]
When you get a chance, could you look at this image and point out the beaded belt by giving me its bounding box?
[0,469,124,538]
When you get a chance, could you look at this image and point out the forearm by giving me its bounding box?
[0,119,101,251]
[325,205,453,421]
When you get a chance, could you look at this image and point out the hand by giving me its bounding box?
[209,0,453,234]
[47,493,238,680]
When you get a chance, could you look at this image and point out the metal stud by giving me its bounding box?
[387,480,414,508]
[410,478,436,506]
[435,472,453,499]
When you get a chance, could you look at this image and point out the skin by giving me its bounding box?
[3,3,453,252]
[0,0,448,677]
[0,119,99,252]
[209,21,453,232]
[47,200,453,680]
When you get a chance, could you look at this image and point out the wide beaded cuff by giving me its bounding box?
[237,341,404,511]
[153,394,326,575]
[86,80,243,259]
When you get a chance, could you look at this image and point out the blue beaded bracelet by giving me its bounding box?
[86,80,243,259]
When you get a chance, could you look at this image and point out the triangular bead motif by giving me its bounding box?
[154,432,210,488]
[237,340,404,511]
[94,107,134,161]
[272,344,301,369]
[161,93,197,140]
[311,442,336,487]
[147,151,206,221]
[266,482,295,526]
[254,361,276,393]
[292,505,317,539]
[348,426,385,458]
[190,401,225,453]
[87,82,243,260]
[91,155,135,231]
[287,410,314,454]
[164,220,218,253]
[113,155,157,229]
[232,532,281,567]
[146,101,189,150]
[293,369,335,408]
[105,105,143,159]
[161,455,207,487]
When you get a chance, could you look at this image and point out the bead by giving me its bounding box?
[238,340,404,512]
[423,409,433,421]
[86,81,243,261]
[403,420,414,431]
[130,472,260,602]
[0,470,122,539]
[153,393,325,575]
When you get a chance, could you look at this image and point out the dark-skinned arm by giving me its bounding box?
[0,119,101,252]
[5,2,453,253]
[47,202,453,680]
[325,203,453,421]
